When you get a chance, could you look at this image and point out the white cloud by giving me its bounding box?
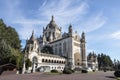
[1,0,107,41]
[18,24,36,39]
[78,12,107,32]
[12,18,48,40]
[12,0,90,40]
[110,31,120,40]
[38,0,89,25]
[38,0,106,33]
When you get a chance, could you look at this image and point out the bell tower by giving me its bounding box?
[68,24,73,33]
[80,32,87,67]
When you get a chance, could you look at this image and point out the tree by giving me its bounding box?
[0,19,22,70]
[0,19,21,50]
[0,38,11,65]
[41,45,54,54]
[87,52,92,60]
[25,59,32,70]
[97,53,113,70]
[113,59,120,70]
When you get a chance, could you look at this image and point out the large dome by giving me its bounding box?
[46,16,59,29]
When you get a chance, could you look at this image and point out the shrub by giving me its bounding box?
[81,69,88,73]
[93,70,95,72]
[103,69,107,72]
[114,70,120,77]
[25,59,32,70]
[0,68,3,75]
[51,69,58,73]
[63,69,72,74]
[71,69,75,73]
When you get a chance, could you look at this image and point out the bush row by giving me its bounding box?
[81,69,88,73]
[63,68,74,74]
[114,70,120,77]
[51,69,58,73]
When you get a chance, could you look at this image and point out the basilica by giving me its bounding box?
[23,16,98,73]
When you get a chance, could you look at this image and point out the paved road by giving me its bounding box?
[0,71,116,80]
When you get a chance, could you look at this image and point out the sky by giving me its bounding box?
[0,0,120,60]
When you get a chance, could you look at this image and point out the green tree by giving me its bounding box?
[87,52,92,60]
[25,59,32,70]
[113,59,120,70]
[97,53,113,70]
[41,45,54,54]
[0,38,11,65]
[0,19,22,70]
[0,19,21,50]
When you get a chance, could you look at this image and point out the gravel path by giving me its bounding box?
[0,71,116,80]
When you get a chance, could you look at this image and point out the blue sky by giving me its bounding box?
[0,0,120,60]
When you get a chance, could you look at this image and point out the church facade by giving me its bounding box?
[23,16,92,72]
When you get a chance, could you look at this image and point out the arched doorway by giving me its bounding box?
[74,53,81,66]
[32,56,38,72]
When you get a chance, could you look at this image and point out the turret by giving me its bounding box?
[43,34,46,42]
[30,30,35,41]
[51,15,54,22]
[68,24,73,33]
[43,27,45,33]
[80,32,87,67]
[43,16,62,41]
[81,32,85,42]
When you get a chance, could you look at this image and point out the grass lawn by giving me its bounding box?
[117,77,120,80]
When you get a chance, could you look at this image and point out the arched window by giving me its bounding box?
[59,61,61,63]
[63,42,66,55]
[55,47,57,54]
[54,60,56,63]
[52,60,53,63]
[55,44,58,54]
[45,59,48,62]
[49,60,51,63]
[59,47,62,56]
[59,43,61,46]
[32,56,38,64]
[42,59,44,62]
